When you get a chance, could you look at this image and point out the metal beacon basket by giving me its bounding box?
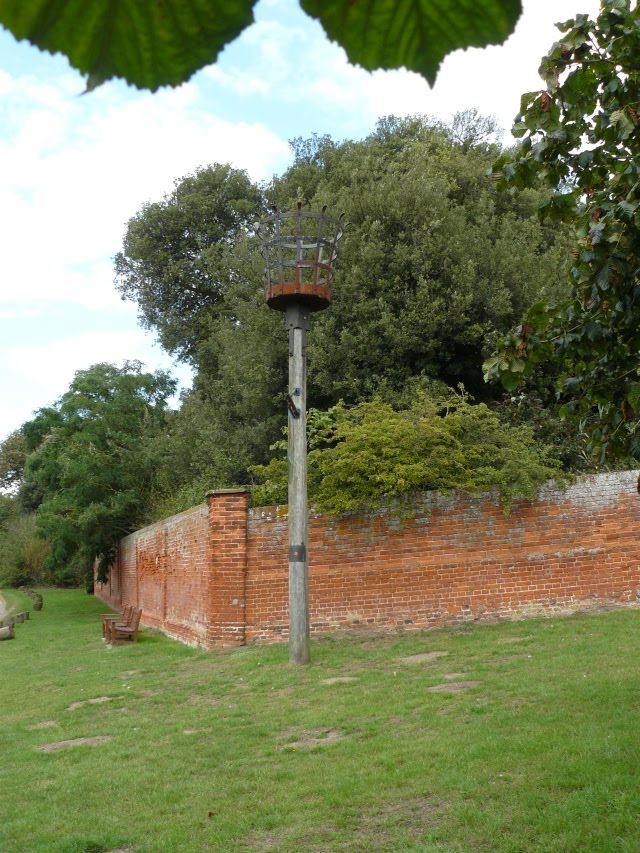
[257,203,345,313]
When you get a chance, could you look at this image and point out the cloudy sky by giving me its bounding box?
[0,0,599,441]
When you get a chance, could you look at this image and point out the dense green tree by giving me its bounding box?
[0,0,522,91]
[118,116,571,408]
[0,430,28,493]
[141,235,289,519]
[251,391,563,514]
[21,362,175,583]
[150,296,286,519]
[115,115,575,510]
[0,494,15,527]
[114,164,263,362]
[272,115,572,404]
[486,0,640,462]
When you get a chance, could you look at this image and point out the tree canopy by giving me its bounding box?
[20,362,175,584]
[117,114,571,401]
[111,114,574,520]
[0,430,28,493]
[0,0,522,91]
[273,115,571,405]
[0,499,51,589]
[485,0,640,462]
[114,164,263,363]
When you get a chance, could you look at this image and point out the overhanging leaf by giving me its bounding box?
[0,0,524,90]
[302,0,522,85]
[0,0,255,91]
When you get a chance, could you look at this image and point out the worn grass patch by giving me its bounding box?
[3,589,640,851]
[35,735,114,752]
[280,726,346,750]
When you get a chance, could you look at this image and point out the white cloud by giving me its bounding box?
[208,0,600,139]
[0,70,290,314]
[0,307,41,320]
[9,329,189,388]
[206,65,270,96]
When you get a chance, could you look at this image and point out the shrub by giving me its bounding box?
[250,391,564,515]
[0,511,52,587]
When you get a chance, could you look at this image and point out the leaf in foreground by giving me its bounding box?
[303,0,522,85]
[0,0,522,90]
[0,0,255,91]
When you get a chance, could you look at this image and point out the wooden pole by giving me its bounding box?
[286,303,311,664]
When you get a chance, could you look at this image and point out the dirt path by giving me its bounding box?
[0,593,7,621]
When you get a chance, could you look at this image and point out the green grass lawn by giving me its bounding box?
[3,589,640,852]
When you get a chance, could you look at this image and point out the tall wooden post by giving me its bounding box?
[258,204,344,665]
[286,303,311,664]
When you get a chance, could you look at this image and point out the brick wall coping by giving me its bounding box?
[206,488,251,496]
[120,501,207,541]
[248,470,640,521]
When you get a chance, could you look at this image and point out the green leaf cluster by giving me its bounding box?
[0,0,522,91]
[251,392,563,516]
[19,361,176,584]
[0,430,28,493]
[486,0,640,462]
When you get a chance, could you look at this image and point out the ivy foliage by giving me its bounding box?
[485,0,640,462]
[0,0,522,91]
[250,392,563,516]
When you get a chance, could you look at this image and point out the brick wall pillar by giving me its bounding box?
[206,489,250,647]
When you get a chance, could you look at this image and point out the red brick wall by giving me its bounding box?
[95,471,640,648]
[206,490,249,647]
[96,503,211,647]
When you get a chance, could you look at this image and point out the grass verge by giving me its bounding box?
[2,589,640,852]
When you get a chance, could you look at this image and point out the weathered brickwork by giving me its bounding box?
[95,471,640,649]
[206,490,249,647]
[96,503,211,647]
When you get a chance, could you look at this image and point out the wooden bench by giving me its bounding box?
[101,605,133,640]
[109,607,142,645]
